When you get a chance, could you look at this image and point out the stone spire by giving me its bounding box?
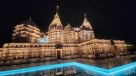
[79,14,92,31]
[49,6,63,30]
[84,13,87,20]
[64,23,72,31]
[83,14,92,28]
[29,17,31,20]
[56,6,59,14]
[67,23,71,27]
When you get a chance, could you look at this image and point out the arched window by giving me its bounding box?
[24,45,26,47]
[16,45,18,48]
[30,45,33,47]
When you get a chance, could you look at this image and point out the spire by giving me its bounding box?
[56,6,59,14]
[79,14,92,31]
[66,23,71,28]
[64,23,72,31]
[83,13,91,27]
[49,6,63,30]
[67,23,71,27]
[84,13,87,20]
[29,17,31,20]
[64,23,71,28]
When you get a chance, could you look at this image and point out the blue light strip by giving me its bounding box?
[108,62,136,75]
[74,62,108,76]
[0,62,136,76]
[0,62,76,76]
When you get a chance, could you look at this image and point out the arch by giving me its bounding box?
[44,45,46,47]
[30,45,33,47]
[16,45,18,48]
[10,45,13,48]
[20,45,22,48]
[39,45,42,47]
[55,43,62,49]
[24,45,26,47]
[35,45,37,47]
[27,45,29,47]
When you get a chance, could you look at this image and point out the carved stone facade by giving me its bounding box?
[12,19,41,43]
[0,6,128,65]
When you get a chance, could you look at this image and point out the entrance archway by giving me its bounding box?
[56,49,62,59]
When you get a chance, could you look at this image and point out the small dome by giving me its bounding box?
[64,23,72,31]
[79,14,92,31]
[12,18,41,43]
[21,19,38,28]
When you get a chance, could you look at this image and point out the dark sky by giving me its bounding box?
[0,0,135,47]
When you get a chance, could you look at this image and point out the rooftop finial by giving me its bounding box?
[56,6,59,14]
[84,13,87,20]
[29,17,31,20]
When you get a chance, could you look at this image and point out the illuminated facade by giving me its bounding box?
[0,6,128,65]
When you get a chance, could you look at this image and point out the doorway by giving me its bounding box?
[56,49,62,59]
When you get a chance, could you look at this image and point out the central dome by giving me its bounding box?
[49,13,63,30]
[48,6,63,30]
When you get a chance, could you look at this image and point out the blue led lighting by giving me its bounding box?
[0,62,136,76]
[74,62,108,76]
[0,62,76,76]
[108,62,136,75]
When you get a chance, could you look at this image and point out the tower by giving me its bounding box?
[79,14,95,42]
[64,23,72,43]
[48,6,64,43]
[12,18,41,43]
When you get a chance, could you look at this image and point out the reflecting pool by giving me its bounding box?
[0,61,136,76]
[0,56,136,76]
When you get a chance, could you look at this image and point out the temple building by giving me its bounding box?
[0,6,128,65]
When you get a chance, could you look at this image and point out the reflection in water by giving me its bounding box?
[0,56,136,76]
[4,66,84,76]
[3,62,136,76]
[81,56,133,69]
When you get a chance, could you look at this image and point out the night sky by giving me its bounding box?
[0,0,135,47]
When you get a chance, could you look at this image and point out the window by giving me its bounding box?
[39,38,45,43]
